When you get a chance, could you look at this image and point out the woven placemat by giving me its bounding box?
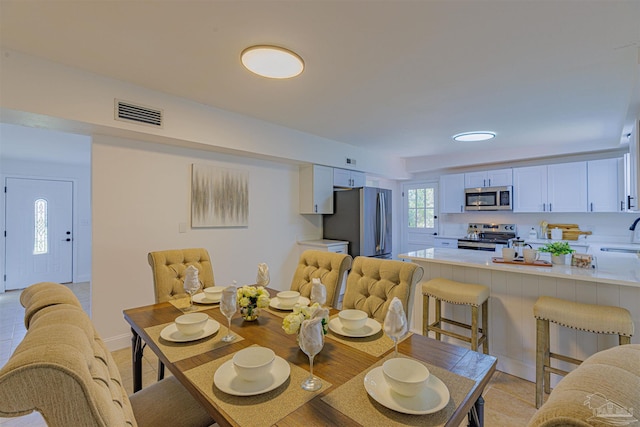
[144,320,244,363]
[325,315,412,357]
[264,306,291,319]
[169,293,217,313]
[322,354,475,427]
[184,346,332,427]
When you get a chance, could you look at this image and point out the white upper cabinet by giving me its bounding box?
[333,168,365,188]
[548,162,587,212]
[588,158,625,212]
[464,168,512,188]
[440,173,465,213]
[513,165,548,212]
[514,163,587,212]
[299,164,333,214]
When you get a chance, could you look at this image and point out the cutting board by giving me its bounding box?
[546,223,592,240]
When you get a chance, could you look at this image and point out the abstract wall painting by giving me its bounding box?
[191,164,249,227]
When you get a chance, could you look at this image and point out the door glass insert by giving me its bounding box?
[33,198,48,255]
[407,188,435,228]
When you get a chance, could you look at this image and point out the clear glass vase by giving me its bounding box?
[240,304,259,321]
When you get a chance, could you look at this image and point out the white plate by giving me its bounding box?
[328,317,382,338]
[193,292,220,304]
[364,366,450,415]
[160,318,220,342]
[269,296,311,311]
[213,355,291,396]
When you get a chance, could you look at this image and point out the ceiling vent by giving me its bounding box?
[114,99,163,128]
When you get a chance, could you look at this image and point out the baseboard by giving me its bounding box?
[103,333,132,352]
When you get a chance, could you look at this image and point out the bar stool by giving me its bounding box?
[422,278,490,354]
[533,296,634,408]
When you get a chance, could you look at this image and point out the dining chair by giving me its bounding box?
[289,250,352,308]
[0,283,214,427]
[342,256,424,322]
[147,247,215,380]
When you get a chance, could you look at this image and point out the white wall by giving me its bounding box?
[0,156,92,287]
[92,135,323,348]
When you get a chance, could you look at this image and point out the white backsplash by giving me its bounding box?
[439,211,640,244]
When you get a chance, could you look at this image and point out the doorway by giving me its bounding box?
[402,181,439,253]
[4,177,74,290]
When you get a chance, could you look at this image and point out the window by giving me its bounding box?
[34,198,48,254]
[407,188,435,228]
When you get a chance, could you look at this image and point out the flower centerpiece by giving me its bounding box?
[539,241,575,265]
[237,285,270,321]
[282,303,329,336]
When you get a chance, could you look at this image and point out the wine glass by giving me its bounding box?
[220,284,237,342]
[298,319,324,391]
[383,305,407,358]
[183,277,200,312]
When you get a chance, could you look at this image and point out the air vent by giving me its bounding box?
[115,99,163,127]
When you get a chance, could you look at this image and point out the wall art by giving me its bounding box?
[191,164,249,227]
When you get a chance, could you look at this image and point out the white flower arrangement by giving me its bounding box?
[236,285,270,309]
[282,302,329,335]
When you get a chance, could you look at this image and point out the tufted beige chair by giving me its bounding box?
[148,248,215,303]
[0,283,213,427]
[290,250,353,308]
[147,248,215,380]
[342,256,424,322]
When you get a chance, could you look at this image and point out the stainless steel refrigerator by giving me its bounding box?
[323,187,392,258]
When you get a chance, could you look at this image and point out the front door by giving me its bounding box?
[5,178,73,290]
[402,181,438,253]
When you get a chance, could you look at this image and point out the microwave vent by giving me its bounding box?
[115,99,163,127]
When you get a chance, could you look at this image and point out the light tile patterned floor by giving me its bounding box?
[0,283,538,426]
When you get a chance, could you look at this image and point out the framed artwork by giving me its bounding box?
[191,164,249,227]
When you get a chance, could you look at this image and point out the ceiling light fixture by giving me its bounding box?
[241,45,304,79]
[452,131,496,142]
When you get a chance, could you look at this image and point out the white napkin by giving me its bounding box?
[310,278,327,306]
[184,265,200,292]
[383,297,408,339]
[221,282,237,308]
[299,315,325,356]
[256,263,270,286]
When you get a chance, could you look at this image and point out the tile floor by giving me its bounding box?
[0,283,540,426]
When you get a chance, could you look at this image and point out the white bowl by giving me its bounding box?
[174,312,209,336]
[232,346,275,382]
[382,358,430,397]
[338,309,368,331]
[203,286,225,300]
[277,290,300,308]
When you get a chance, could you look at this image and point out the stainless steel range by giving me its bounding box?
[457,223,517,251]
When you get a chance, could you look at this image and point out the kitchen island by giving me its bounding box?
[399,247,640,383]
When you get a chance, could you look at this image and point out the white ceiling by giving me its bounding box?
[1,1,639,168]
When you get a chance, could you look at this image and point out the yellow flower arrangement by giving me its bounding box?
[282,303,329,335]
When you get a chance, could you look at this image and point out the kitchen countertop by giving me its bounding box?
[399,247,640,288]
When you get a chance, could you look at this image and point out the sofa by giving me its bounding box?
[527,344,640,427]
[0,282,214,427]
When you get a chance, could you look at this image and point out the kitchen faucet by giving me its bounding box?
[630,217,640,243]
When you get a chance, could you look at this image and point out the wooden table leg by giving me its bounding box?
[131,328,143,393]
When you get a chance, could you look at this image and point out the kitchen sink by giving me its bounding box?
[600,247,640,254]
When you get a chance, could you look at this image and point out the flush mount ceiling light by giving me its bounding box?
[241,45,304,79]
[452,131,497,142]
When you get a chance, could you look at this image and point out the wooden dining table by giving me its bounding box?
[123,289,497,427]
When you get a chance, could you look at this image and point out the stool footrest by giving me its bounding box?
[549,352,583,367]
[544,365,571,378]
[427,319,487,345]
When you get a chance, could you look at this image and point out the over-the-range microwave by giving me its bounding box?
[464,186,513,211]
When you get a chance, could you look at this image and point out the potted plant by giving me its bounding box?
[539,241,575,265]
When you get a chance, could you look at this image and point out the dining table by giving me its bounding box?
[123,288,497,427]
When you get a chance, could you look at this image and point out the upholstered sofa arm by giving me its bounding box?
[527,344,640,427]
[19,281,82,328]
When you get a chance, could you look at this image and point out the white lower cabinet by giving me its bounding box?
[433,237,458,248]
